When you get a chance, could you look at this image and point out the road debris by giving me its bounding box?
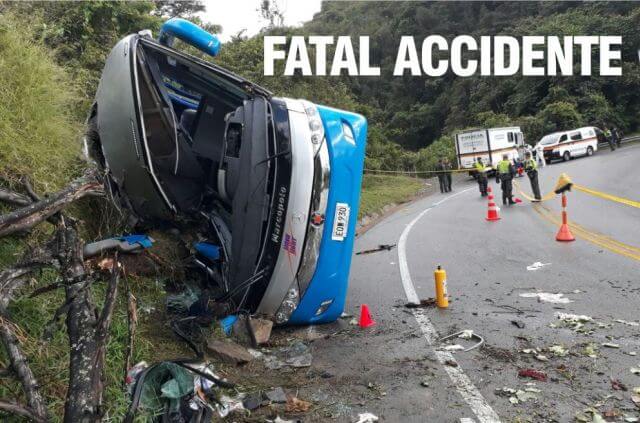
[583,343,599,358]
[216,395,246,418]
[285,395,312,413]
[356,244,396,255]
[615,319,640,327]
[264,340,313,370]
[231,315,273,346]
[437,330,484,352]
[526,261,551,271]
[611,379,628,391]
[265,387,288,403]
[631,367,640,375]
[405,298,436,308]
[206,339,253,365]
[520,292,572,304]
[355,412,379,423]
[511,320,525,329]
[534,354,549,362]
[602,342,620,349]
[548,345,569,357]
[518,368,547,382]
[632,395,640,408]
[553,312,595,332]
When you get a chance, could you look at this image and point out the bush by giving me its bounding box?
[0,14,82,192]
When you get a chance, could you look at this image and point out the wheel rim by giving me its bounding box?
[587,147,593,156]
[564,152,570,161]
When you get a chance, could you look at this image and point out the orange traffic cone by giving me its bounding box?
[486,186,501,221]
[556,192,575,242]
[359,304,376,328]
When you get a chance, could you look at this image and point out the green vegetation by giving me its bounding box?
[359,174,425,218]
[0,13,81,191]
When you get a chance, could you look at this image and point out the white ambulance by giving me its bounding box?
[536,126,600,163]
[455,127,525,171]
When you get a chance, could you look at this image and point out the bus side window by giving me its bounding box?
[559,134,568,143]
[570,131,581,141]
[507,132,514,143]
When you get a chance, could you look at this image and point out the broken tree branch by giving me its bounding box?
[123,270,138,380]
[0,400,47,423]
[0,169,103,238]
[0,188,32,208]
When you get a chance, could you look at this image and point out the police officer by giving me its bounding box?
[437,158,446,193]
[612,127,621,148]
[496,153,516,205]
[604,127,615,151]
[524,151,541,201]
[443,157,453,192]
[474,157,488,196]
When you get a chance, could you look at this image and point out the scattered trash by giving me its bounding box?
[242,392,262,410]
[219,315,238,335]
[442,344,465,351]
[205,339,253,365]
[405,298,436,308]
[511,320,525,329]
[554,312,594,332]
[632,395,640,408]
[556,312,592,322]
[602,343,620,349]
[444,359,458,367]
[520,292,572,304]
[615,319,640,327]
[340,312,354,319]
[631,367,640,375]
[265,341,313,369]
[285,395,312,413]
[628,351,638,356]
[166,286,201,314]
[624,416,639,422]
[356,244,396,255]
[420,379,430,387]
[216,394,245,418]
[634,387,640,394]
[526,261,551,271]
[265,387,288,404]
[355,412,379,423]
[534,355,549,362]
[583,343,599,358]
[496,386,539,404]
[548,345,569,357]
[437,330,484,352]
[126,361,233,420]
[268,417,296,423]
[518,368,547,382]
[611,379,628,391]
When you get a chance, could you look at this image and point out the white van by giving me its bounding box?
[536,126,600,163]
[455,127,525,170]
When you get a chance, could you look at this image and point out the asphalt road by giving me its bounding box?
[303,142,640,422]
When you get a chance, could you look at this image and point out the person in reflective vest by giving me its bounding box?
[474,157,488,197]
[604,127,615,151]
[496,154,516,205]
[524,151,541,201]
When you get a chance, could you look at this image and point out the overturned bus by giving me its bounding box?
[84,19,367,325]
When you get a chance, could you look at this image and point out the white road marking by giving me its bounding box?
[397,188,501,423]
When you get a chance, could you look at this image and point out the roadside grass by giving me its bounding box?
[359,174,426,219]
[0,13,82,192]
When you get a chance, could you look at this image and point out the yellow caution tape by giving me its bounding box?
[574,184,640,210]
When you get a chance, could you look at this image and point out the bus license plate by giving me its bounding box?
[332,203,350,241]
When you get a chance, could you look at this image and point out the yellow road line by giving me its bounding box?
[574,184,640,209]
[532,204,640,262]
[513,180,556,202]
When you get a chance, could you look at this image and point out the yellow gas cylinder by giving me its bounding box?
[434,265,449,308]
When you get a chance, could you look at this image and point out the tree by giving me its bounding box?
[259,0,285,28]
[153,0,205,18]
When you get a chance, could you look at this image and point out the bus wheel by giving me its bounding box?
[586,146,594,156]
[563,151,571,161]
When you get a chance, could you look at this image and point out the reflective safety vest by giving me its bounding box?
[474,162,485,172]
[525,159,537,171]
[497,160,511,174]
[605,129,612,137]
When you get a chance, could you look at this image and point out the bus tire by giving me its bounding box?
[563,151,570,162]
[586,146,594,156]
